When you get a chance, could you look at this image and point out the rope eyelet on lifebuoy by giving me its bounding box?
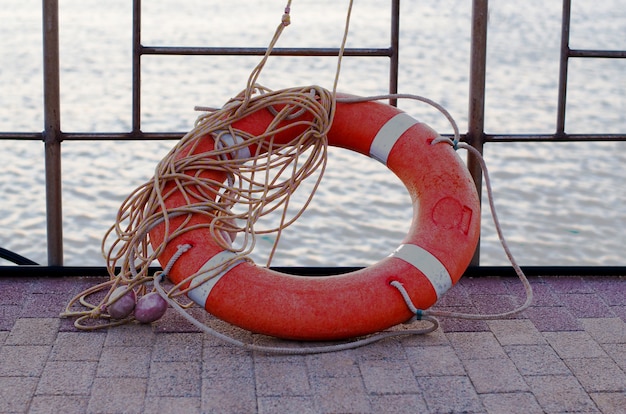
[148,95,480,341]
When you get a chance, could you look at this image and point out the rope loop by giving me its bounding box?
[430,135,458,149]
[161,244,192,278]
[390,280,427,323]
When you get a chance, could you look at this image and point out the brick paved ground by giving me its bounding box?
[0,275,625,413]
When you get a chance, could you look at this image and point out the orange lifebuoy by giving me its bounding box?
[149,96,480,341]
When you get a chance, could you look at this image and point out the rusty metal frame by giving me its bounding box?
[1,0,625,273]
[42,0,63,266]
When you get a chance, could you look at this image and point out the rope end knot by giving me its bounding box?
[414,309,424,320]
[282,13,291,26]
[282,7,291,26]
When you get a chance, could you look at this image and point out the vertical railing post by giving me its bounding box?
[42,0,63,266]
[389,0,400,106]
[467,0,489,266]
[556,0,571,136]
[132,0,142,134]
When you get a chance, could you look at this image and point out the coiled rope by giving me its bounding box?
[61,0,346,329]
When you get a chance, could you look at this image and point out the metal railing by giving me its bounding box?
[1,0,624,276]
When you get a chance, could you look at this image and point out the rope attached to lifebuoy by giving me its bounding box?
[60,0,533,353]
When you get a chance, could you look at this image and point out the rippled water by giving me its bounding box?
[1,0,625,267]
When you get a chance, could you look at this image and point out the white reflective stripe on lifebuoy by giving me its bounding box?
[215,132,252,160]
[369,113,419,165]
[187,250,243,305]
[389,244,452,299]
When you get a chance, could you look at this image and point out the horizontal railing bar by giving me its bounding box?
[0,132,43,140]
[61,132,186,141]
[569,49,626,59]
[0,265,624,278]
[140,46,393,57]
[485,133,626,142]
[463,266,626,277]
[0,132,185,141]
[3,132,626,143]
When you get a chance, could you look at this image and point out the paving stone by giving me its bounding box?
[0,279,30,305]
[251,333,323,355]
[202,375,257,414]
[202,317,254,346]
[354,338,406,361]
[359,358,420,394]
[5,317,59,345]
[585,276,626,306]
[504,345,571,376]
[399,325,449,347]
[104,323,155,347]
[57,316,81,332]
[20,293,69,318]
[0,345,50,376]
[306,350,360,378]
[525,375,597,413]
[203,345,254,379]
[612,305,626,324]
[544,276,593,294]
[97,345,152,378]
[28,395,89,414]
[543,331,608,359]
[481,392,543,414]
[3,275,626,414]
[436,307,490,332]
[36,360,97,396]
[0,305,20,331]
[255,360,311,396]
[506,279,561,307]
[0,377,38,413]
[470,293,522,317]
[143,396,202,414]
[252,346,309,364]
[311,375,371,414]
[418,376,484,413]
[405,345,466,376]
[463,357,528,393]
[524,306,581,332]
[564,357,626,392]
[560,293,616,318]
[460,276,509,295]
[447,331,507,360]
[436,281,473,307]
[580,317,626,344]
[487,319,545,346]
[152,307,205,333]
[369,393,430,413]
[589,392,626,414]
[87,377,147,414]
[258,396,319,414]
[152,332,204,362]
[49,331,106,361]
[29,276,102,295]
[602,343,626,371]
[148,361,201,397]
